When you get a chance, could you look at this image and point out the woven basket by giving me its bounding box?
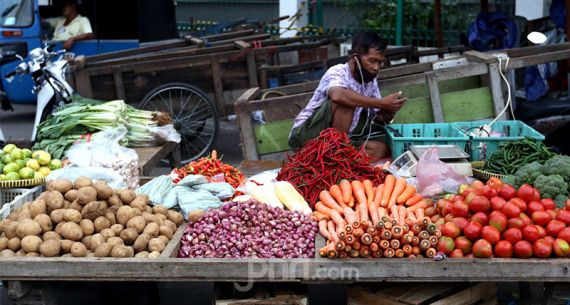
[471,161,506,182]
[0,177,46,189]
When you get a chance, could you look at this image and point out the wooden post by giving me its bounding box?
[74,70,93,98]
[488,62,508,120]
[426,72,444,122]
[112,67,126,101]
[246,52,259,88]
[235,88,261,160]
[210,56,227,117]
[434,0,444,48]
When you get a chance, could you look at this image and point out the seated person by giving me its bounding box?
[289,31,407,162]
[45,0,94,50]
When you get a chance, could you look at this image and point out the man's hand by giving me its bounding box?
[63,38,74,50]
[378,92,407,112]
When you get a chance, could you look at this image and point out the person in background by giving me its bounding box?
[45,0,94,50]
[288,31,407,162]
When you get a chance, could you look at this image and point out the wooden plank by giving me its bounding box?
[507,49,570,69]
[246,52,259,88]
[160,223,187,258]
[488,62,507,120]
[73,70,93,98]
[112,67,126,100]
[397,284,459,305]
[202,29,255,42]
[505,43,570,58]
[85,39,188,63]
[134,143,177,176]
[211,34,271,47]
[433,63,488,81]
[378,62,433,80]
[235,87,261,160]
[427,73,444,123]
[349,288,403,305]
[234,40,251,50]
[210,56,227,117]
[430,283,496,305]
[464,50,497,63]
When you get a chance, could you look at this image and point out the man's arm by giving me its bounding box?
[328,86,407,113]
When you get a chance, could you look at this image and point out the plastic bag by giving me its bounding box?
[66,127,140,189]
[135,175,174,205]
[47,166,126,189]
[127,124,181,147]
[416,147,470,197]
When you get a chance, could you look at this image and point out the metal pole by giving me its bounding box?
[396,0,404,45]
[434,0,443,47]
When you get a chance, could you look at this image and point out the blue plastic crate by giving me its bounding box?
[386,123,470,158]
[451,120,545,161]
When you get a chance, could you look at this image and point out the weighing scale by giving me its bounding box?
[388,145,473,177]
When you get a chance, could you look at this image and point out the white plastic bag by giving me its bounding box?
[46,166,126,189]
[416,147,469,197]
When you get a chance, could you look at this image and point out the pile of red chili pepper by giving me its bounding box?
[172,150,245,189]
[277,128,385,208]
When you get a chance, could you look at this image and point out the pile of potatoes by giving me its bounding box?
[0,177,184,258]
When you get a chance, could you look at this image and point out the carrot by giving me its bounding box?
[351,181,368,208]
[407,200,430,213]
[372,184,384,210]
[405,193,423,207]
[388,178,407,208]
[329,185,348,209]
[368,198,380,227]
[348,196,355,208]
[319,190,344,214]
[343,207,358,227]
[312,211,330,222]
[315,202,346,229]
[339,180,352,204]
[328,221,344,250]
[415,208,425,222]
[318,220,330,239]
[362,180,375,204]
[359,198,369,223]
[390,205,399,225]
[354,203,361,223]
[381,175,396,207]
[396,185,416,205]
[398,205,407,226]
[377,207,386,218]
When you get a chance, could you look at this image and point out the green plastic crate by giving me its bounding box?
[451,120,545,161]
[386,123,470,158]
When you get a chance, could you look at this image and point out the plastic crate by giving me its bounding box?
[451,120,545,161]
[386,123,470,158]
[0,186,43,220]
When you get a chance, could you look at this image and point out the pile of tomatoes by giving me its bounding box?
[435,178,570,258]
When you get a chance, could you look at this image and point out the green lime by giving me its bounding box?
[3,144,16,154]
[0,174,6,181]
[49,159,62,170]
[18,167,34,179]
[3,163,18,174]
[34,152,51,166]
[9,148,22,160]
[33,172,44,179]
[1,154,13,164]
[22,149,32,159]
[5,172,20,181]
[15,159,26,169]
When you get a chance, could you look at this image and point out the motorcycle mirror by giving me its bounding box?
[15,54,24,61]
[527,31,547,45]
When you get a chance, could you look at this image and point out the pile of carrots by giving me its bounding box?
[312,175,441,259]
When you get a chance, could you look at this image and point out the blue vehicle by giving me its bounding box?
[0,0,178,106]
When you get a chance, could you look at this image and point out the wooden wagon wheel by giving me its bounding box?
[140,83,219,164]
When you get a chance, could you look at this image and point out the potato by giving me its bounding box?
[68,200,83,212]
[71,242,87,257]
[89,234,105,252]
[108,195,122,207]
[34,215,53,233]
[61,253,72,258]
[105,212,116,226]
[7,237,21,251]
[158,235,169,245]
[15,250,26,257]
[60,222,83,241]
[64,189,78,202]
[133,233,150,252]
[3,221,18,239]
[94,242,113,257]
[130,195,149,211]
[118,189,136,204]
[100,228,115,240]
[156,213,167,223]
[43,231,61,242]
[81,201,107,220]
[81,236,92,250]
[152,205,168,216]
[119,228,138,245]
[108,206,119,215]
[0,219,10,234]
[187,210,206,223]
[54,222,65,235]
[16,208,31,221]
[116,206,133,226]
[148,251,161,258]
[167,210,184,226]
[135,251,149,258]
[63,200,71,209]
[145,206,152,214]
[0,236,8,250]
[29,199,47,218]
[110,224,124,236]
[93,181,113,200]
[94,216,111,233]
[106,237,124,247]
[86,252,95,258]
[127,216,146,234]
[148,238,165,252]
[111,245,134,258]
[159,226,173,239]
[16,219,42,238]
[79,219,95,236]
[21,235,42,253]
[74,176,93,189]
[50,209,65,224]
[143,223,160,238]
[45,191,64,211]
[164,220,177,233]
[63,209,82,223]
[142,212,156,224]
[25,252,40,257]
[40,239,61,257]
[49,179,73,194]
[77,187,97,205]
[0,249,15,257]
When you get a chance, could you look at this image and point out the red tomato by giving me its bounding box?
[502,201,522,219]
[520,213,532,228]
[486,177,504,191]
[532,211,552,226]
[469,196,490,213]
[437,236,455,255]
[494,240,513,258]
[465,253,475,258]
[475,185,494,199]
[464,192,477,205]
[490,196,507,211]
[510,198,527,213]
[566,199,570,211]
[553,239,570,257]
[451,201,470,218]
[454,236,472,254]
[470,212,489,227]
[557,210,570,226]
[460,187,474,198]
[498,184,516,201]
[546,220,566,237]
[472,239,493,258]
[527,201,545,215]
[523,225,541,243]
[449,249,464,258]
[489,212,507,232]
[507,218,525,230]
[444,214,455,223]
[533,239,553,258]
[557,227,570,243]
[541,198,556,211]
[441,222,461,239]
[514,240,533,258]
[503,227,522,244]
[471,180,484,190]
[536,225,547,239]
[517,184,535,203]
[481,226,501,245]
[546,209,557,221]
[532,188,541,202]
[544,236,555,246]
[451,217,469,230]
[464,221,483,241]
